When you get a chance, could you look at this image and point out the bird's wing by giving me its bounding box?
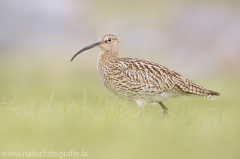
[116,58,216,99]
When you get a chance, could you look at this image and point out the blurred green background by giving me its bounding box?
[0,0,240,159]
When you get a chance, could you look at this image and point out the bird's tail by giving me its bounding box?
[204,90,220,100]
[185,89,220,100]
[208,90,220,96]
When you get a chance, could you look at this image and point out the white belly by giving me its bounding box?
[135,92,182,109]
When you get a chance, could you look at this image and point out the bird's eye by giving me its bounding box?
[107,38,112,42]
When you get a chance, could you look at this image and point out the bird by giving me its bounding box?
[71,33,220,118]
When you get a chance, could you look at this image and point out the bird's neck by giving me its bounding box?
[97,48,119,80]
[98,48,119,62]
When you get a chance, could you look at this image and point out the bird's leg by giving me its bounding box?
[136,100,145,118]
[159,102,168,119]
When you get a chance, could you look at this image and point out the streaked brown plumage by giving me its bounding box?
[71,33,220,118]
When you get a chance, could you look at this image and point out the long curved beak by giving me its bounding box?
[71,41,102,61]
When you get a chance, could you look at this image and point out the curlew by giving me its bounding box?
[71,33,220,118]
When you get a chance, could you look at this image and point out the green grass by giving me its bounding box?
[0,59,240,159]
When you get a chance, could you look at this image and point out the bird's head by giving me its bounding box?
[71,33,119,61]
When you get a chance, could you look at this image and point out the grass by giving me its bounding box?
[0,59,240,159]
